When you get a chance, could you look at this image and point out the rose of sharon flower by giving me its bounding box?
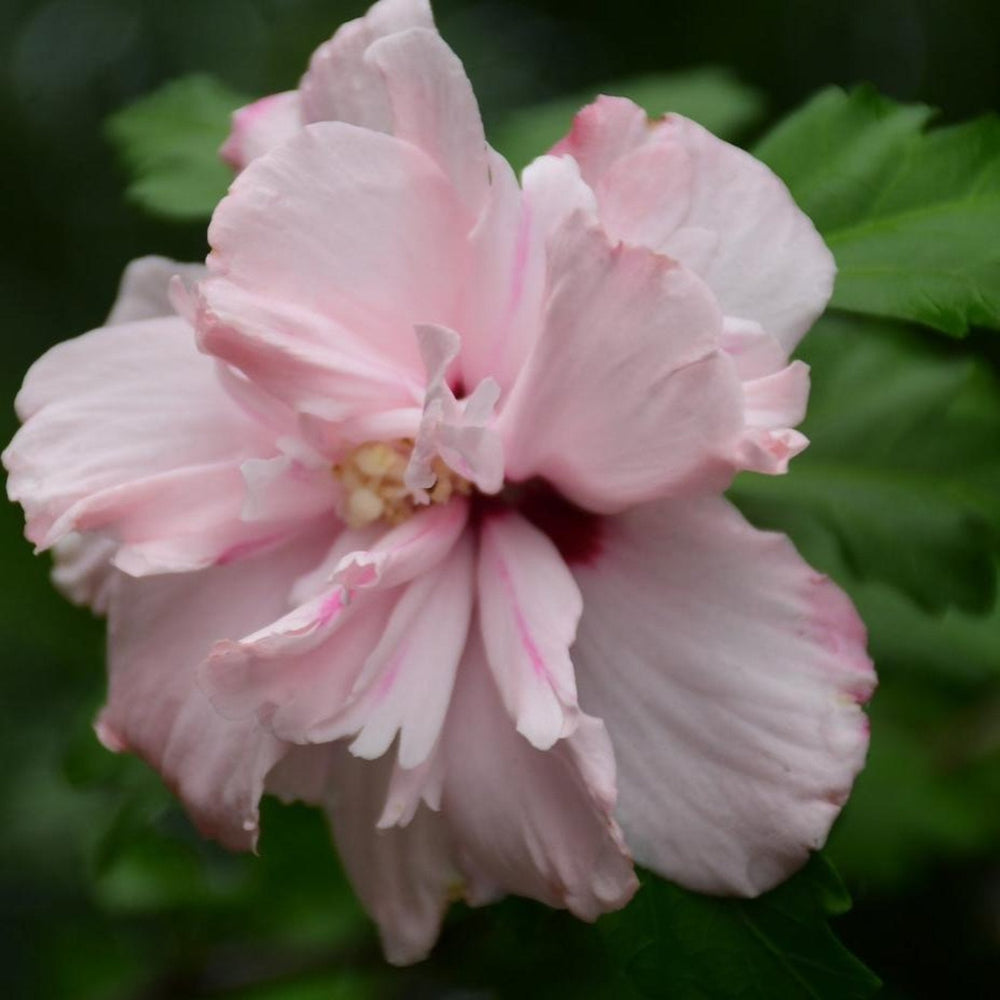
[4,0,874,965]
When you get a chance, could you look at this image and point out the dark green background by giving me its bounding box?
[2,2,999,997]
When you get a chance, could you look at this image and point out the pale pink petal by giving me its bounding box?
[3,317,281,571]
[549,95,649,185]
[96,529,333,850]
[51,532,117,613]
[500,219,745,512]
[520,153,598,245]
[320,744,458,966]
[458,150,548,393]
[220,91,303,171]
[366,27,489,216]
[571,496,875,896]
[206,122,465,378]
[106,256,207,325]
[476,511,581,749]
[554,97,835,353]
[406,324,503,496]
[299,0,433,133]
[377,748,445,829]
[332,499,469,590]
[720,315,789,380]
[315,533,475,768]
[196,277,422,424]
[203,506,469,755]
[241,451,339,525]
[441,637,638,918]
[721,317,811,475]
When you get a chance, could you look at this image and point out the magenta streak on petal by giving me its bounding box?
[375,644,407,700]
[317,591,343,627]
[491,541,550,683]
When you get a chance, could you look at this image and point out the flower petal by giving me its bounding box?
[96,529,332,850]
[203,506,469,761]
[106,256,206,325]
[206,121,465,378]
[554,97,835,354]
[441,636,638,918]
[317,532,475,768]
[500,219,745,512]
[3,317,281,572]
[299,0,433,133]
[458,150,548,393]
[365,26,489,215]
[571,495,875,896]
[196,278,423,424]
[220,91,303,171]
[406,324,503,496]
[317,744,458,966]
[476,511,581,749]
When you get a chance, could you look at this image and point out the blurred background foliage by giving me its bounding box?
[2,1,1000,997]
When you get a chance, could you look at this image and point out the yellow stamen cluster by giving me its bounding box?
[333,440,471,529]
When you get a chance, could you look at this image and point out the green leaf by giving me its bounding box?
[730,313,1000,612]
[755,86,1000,335]
[492,68,765,173]
[601,858,879,1000]
[106,74,248,219]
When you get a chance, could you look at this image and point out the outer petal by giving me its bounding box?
[96,529,333,850]
[571,496,875,896]
[500,219,745,512]
[3,317,282,572]
[314,744,459,966]
[365,27,490,216]
[554,97,835,353]
[220,91,303,171]
[106,256,207,325]
[441,635,638,919]
[51,533,117,613]
[477,511,581,749]
[205,122,465,380]
[299,0,433,133]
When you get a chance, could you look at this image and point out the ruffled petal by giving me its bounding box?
[441,636,638,918]
[314,532,475,768]
[299,0,433,133]
[406,324,503,496]
[458,151,547,393]
[500,218,745,512]
[553,97,835,354]
[317,744,459,966]
[3,317,284,572]
[203,506,470,765]
[196,278,422,424]
[106,256,206,325]
[476,511,581,749]
[220,91,303,171]
[571,495,875,896]
[205,121,465,379]
[96,529,332,850]
[365,26,489,215]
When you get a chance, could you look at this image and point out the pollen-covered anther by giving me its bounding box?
[333,440,471,529]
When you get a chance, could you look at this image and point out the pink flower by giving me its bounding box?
[4,0,874,965]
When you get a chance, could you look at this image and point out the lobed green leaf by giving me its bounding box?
[106,74,248,220]
[756,86,1000,335]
